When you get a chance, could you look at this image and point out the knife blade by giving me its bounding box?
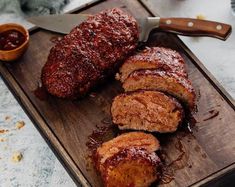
[27,14,90,34]
[27,14,232,41]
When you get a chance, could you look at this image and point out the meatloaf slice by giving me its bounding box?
[96,132,160,170]
[123,69,196,110]
[100,147,161,187]
[95,132,161,187]
[117,47,187,82]
[111,90,184,133]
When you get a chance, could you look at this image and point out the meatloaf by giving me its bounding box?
[95,132,161,187]
[111,90,184,133]
[117,47,187,82]
[123,69,196,110]
[41,8,139,98]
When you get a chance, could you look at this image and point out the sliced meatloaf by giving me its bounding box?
[111,90,184,133]
[116,47,187,82]
[96,131,160,170]
[95,132,161,187]
[123,69,196,110]
[100,147,161,187]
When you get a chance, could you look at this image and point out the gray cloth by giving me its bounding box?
[0,0,69,20]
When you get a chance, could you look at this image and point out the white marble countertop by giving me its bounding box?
[0,0,235,187]
[0,80,76,186]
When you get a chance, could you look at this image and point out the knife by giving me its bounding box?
[27,14,232,41]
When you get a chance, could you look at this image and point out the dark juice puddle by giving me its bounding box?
[86,119,118,157]
[168,137,186,169]
[179,113,199,133]
[85,122,118,173]
[157,149,174,184]
[33,84,48,101]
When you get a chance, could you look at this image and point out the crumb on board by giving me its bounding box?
[5,115,11,122]
[15,121,25,129]
[0,138,6,142]
[196,14,206,20]
[11,152,23,163]
[0,129,9,134]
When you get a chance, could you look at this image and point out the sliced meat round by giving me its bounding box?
[116,47,187,82]
[95,132,161,187]
[123,69,196,110]
[100,147,161,187]
[111,90,184,133]
[96,131,160,170]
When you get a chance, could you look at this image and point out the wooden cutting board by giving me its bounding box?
[0,0,235,186]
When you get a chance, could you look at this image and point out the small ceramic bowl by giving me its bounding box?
[0,23,29,62]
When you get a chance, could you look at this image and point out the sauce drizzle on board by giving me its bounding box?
[157,131,192,184]
[203,110,219,121]
[86,124,117,154]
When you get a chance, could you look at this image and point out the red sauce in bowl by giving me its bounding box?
[0,29,26,51]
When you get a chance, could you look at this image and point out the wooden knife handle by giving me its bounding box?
[159,18,232,40]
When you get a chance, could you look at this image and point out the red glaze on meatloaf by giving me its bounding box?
[97,147,161,187]
[123,69,196,110]
[42,8,139,98]
[117,47,187,82]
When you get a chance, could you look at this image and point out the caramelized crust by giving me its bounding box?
[117,47,187,82]
[96,132,160,169]
[41,8,139,98]
[111,90,184,133]
[101,147,161,187]
[123,69,196,110]
[95,133,161,186]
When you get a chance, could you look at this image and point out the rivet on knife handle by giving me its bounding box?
[159,18,232,40]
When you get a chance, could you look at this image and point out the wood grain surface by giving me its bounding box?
[0,0,235,186]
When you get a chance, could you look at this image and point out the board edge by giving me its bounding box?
[190,163,235,187]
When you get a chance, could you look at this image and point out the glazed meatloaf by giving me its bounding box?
[117,47,187,82]
[111,90,184,133]
[41,8,139,98]
[123,69,196,110]
[95,132,161,187]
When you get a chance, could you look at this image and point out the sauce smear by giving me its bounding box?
[86,125,116,154]
[0,30,26,50]
[203,110,219,121]
[33,84,48,101]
